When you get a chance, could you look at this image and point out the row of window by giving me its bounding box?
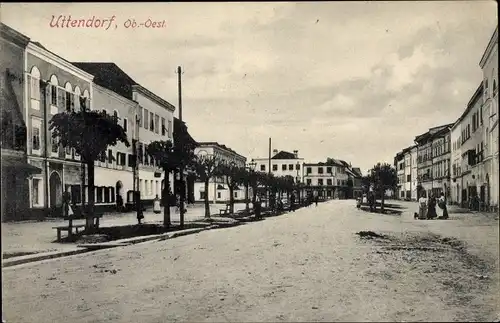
[304,178,346,186]
[199,191,240,200]
[260,163,300,172]
[138,106,172,138]
[398,174,413,184]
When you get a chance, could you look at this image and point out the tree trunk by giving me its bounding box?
[204,178,210,218]
[227,176,234,214]
[86,161,95,231]
[229,185,235,214]
[163,169,171,228]
[245,183,250,213]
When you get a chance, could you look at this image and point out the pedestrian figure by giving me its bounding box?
[254,194,262,219]
[418,191,428,220]
[290,192,296,212]
[135,191,144,224]
[62,189,72,219]
[368,191,375,212]
[277,196,284,213]
[427,194,438,219]
[153,194,161,214]
[315,194,319,207]
[437,192,449,219]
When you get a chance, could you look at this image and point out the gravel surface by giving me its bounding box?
[2,200,498,322]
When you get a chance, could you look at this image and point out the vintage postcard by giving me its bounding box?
[1,2,498,322]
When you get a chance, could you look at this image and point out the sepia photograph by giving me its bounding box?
[1,2,499,322]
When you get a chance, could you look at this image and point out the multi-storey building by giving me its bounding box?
[394,152,405,199]
[414,124,452,199]
[73,62,177,207]
[23,39,94,219]
[1,23,42,221]
[349,167,364,199]
[450,116,463,204]
[451,83,485,206]
[303,162,337,199]
[479,26,498,211]
[394,145,418,200]
[251,150,304,184]
[431,125,451,198]
[193,142,247,204]
[303,159,351,199]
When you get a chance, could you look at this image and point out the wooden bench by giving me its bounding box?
[219,204,231,216]
[53,224,86,241]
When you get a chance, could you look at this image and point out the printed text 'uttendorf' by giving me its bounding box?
[49,15,166,30]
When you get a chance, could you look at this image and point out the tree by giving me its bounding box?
[146,140,176,228]
[232,166,252,213]
[191,154,222,218]
[369,162,397,212]
[216,162,242,214]
[171,120,198,227]
[49,100,129,230]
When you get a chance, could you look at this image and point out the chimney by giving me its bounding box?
[273,149,278,155]
[293,150,298,158]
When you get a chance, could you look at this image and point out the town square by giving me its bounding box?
[1,2,499,322]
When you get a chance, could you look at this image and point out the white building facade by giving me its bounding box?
[251,149,304,184]
[194,142,247,204]
[24,40,93,218]
[479,26,499,211]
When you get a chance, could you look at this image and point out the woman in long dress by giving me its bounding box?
[427,194,438,219]
[437,192,449,219]
[418,191,428,220]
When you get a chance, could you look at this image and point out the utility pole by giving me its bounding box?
[267,137,271,208]
[134,113,142,223]
[177,66,185,228]
[42,79,50,219]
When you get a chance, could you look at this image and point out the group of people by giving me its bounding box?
[417,191,449,220]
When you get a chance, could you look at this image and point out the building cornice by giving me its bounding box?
[26,42,94,82]
[479,26,498,68]
[1,23,30,48]
[94,83,139,108]
[132,84,175,112]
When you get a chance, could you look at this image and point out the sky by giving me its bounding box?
[2,2,497,174]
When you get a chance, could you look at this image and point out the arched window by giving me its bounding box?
[64,82,73,112]
[47,75,58,108]
[123,118,128,132]
[82,89,90,110]
[29,66,41,101]
[74,86,81,111]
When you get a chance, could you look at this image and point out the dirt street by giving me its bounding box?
[2,200,498,322]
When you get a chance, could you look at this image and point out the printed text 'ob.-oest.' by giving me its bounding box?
[49,15,166,30]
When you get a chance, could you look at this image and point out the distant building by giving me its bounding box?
[414,124,452,199]
[251,149,304,183]
[302,159,351,199]
[193,142,247,204]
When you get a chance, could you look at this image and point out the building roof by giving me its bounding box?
[479,26,498,68]
[72,62,138,100]
[351,167,362,177]
[271,150,297,160]
[1,23,30,47]
[197,141,246,160]
[174,117,198,147]
[452,82,484,130]
[414,123,453,144]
